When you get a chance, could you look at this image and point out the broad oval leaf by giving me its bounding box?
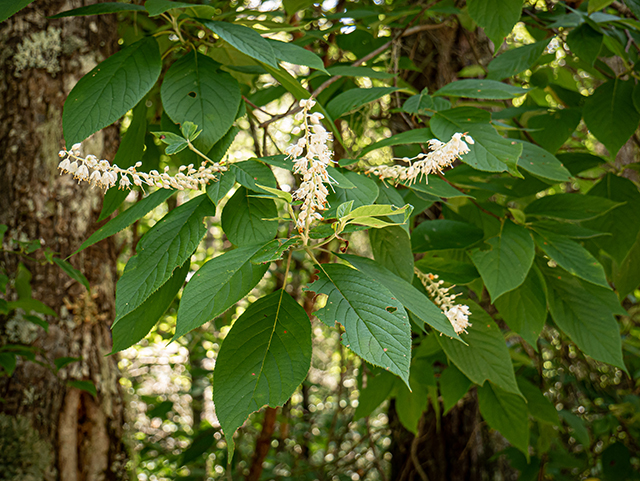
[468,220,535,302]
[63,37,161,146]
[174,243,270,340]
[161,52,241,152]
[115,195,215,321]
[360,128,433,156]
[478,382,530,457]
[543,265,627,373]
[404,176,473,200]
[532,230,609,288]
[306,263,412,386]
[221,186,278,246]
[487,39,551,80]
[231,160,277,191]
[339,254,458,338]
[528,109,582,154]
[494,265,546,347]
[566,23,603,66]
[214,290,311,458]
[525,193,621,221]
[414,256,480,285]
[467,0,523,48]
[206,170,236,206]
[327,87,399,119]
[369,226,414,283]
[268,39,328,73]
[112,261,189,353]
[437,300,521,395]
[145,0,196,17]
[202,20,279,68]
[412,220,484,252]
[514,140,572,182]
[433,79,529,100]
[583,78,640,157]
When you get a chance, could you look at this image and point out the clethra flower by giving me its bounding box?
[415,269,471,335]
[57,144,225,192]
[286,98,336,236]
[367,132,474,185]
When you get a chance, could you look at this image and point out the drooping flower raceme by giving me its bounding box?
[367,132,474,184]
[57,143,225,191]
[286,98,335,237]
[415,269,471,335]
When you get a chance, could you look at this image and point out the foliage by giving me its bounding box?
[7,0,640,478]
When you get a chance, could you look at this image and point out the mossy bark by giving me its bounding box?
[0,2,128,480]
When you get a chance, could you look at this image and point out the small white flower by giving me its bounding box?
[415,270,472,335]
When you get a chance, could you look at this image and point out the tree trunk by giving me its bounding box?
[388,7,515,481]
[0,2,128,480]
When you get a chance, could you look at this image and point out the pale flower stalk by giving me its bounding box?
[57,143,225,191]
[286,98,335,241]
[415,269,471,335]
[367,132,474,184]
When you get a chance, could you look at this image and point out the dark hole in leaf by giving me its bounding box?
[188,91,197,98]
[386,306,397,313]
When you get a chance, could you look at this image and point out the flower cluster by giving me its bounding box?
[286,98,335,235]
[57,143,224,191]
[367,133,474,184]
[415,269,471,335]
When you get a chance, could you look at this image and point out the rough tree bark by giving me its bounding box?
[0,2,128,480]
[387,6,515,481]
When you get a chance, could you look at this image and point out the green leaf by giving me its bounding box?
[267,39,328,73]
[327,65,395,79]
[439,364,472,413]
[354,370,396,420]
[467,0,523,48]
[517,378,559,426]
[326,87,399,118]
[494,265,546,347]
[99,99,149,221]
[53,258,90,291]
[214,290,311,460]
[468,220,535,302]
[53,357,81,371]
[202,21,279,68]
[360,128,433,156]
[395,358,434,433]
[528,110,582,154]
[614,229,640,299]
[73,189,174,257]
[566,23,603,66]
[180,427,217,466]
[338,254,458,340]
[6,299,57,317]
[402,90,434,114]
[533,230,609,288]
[221,187,278,246]
[67,380,97,397]
[208,125,239,163]
[525,193,622,221]
[145,0,196,17]
[174,243,270,340]
[48,2,145,19]
[344,204,412,222]
[583,78,640,157]
[63,37,161,146]
[544,266,627,373]
[369,226,414,283]
[404,176,473,200]
[433,79,529,100]
[251,238,299,265]
[115,195,214,322]
[530,220,607,239]
[588,0,615,13]
[112,261,189,353]
[414,256,480,285]
[431,108,521,173]
[412,220,484,252]
[478,382,530,457]
[584,173,640,264]
[306,263,412,386]
[255,184,293,203]
[556,152,604,176]
[231,160,277,191]
[437,300,520,395]
[206,171,236,205]
[559,411,590,447]
[161,52,241,153]
[0,353,17,376]
[487,40,551,80]
[328,171,379,214]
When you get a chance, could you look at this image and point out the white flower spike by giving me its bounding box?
[415,269,472,335]
[367,132,474,185]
